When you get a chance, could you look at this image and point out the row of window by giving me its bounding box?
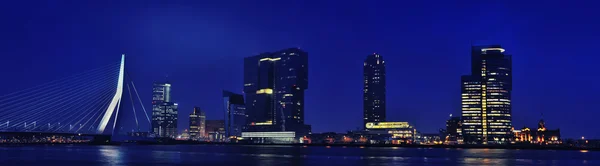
[486,99,510,102]
[487,102,511,105]
[462,93,481,96]
[489,122,510,125]
[487,114,511,116]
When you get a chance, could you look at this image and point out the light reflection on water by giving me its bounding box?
[98,147,123,165]
[0,145,598,166]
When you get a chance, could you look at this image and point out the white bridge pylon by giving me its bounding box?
[97,54,125,134]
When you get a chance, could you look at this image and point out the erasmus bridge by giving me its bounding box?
[0,55,149,139]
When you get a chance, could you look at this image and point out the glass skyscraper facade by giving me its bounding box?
[363,53,386,128]
[223,90,246,138]
[461,45,512,144]
[151,82,178,138]
[243,48,309,133]
[189,107,205,140]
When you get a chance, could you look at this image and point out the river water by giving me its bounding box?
[0,145,598,165]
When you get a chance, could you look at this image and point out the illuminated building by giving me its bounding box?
[419,133,443,145]
[189,107,205,140]
[151,82,178,138]
[363,53,386,128]
[445,115,462,144]
[365,122,416,144]
[303,131,391,144]
[241,131,297,144]
[243,48,311,135]
[178,129,190,140]
[206,120,225,142]
[513,117,561,144]
[152,102,178,138]
[223,90,246,138]
[534,118,561,144]
[461,45,512,144]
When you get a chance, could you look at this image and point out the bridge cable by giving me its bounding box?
[126,82,140,132]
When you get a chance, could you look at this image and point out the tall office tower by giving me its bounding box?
[461,45,512,144]
[243,48,309,133]
[363,53,386,128]
[223,90,246,138]
[189,107,206,140]
[151,82,179,138]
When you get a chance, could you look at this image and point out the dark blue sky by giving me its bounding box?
[0,1,598,138]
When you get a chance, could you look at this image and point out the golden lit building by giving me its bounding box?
[366,122,416,144]
[512,118,561,144]
[461,45,513,144]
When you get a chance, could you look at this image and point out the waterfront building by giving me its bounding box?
[461,45,512,144]
[189,107,206,140]
[445,115,462,144]
[241,131,297,144]
[223,90,246,139]
[178,129,190,140]
[419,133,443,145]
[206,120,225,142]
[151,82,178,138]
[365,122,416,144]
[513,117,561,144]
[363,53,386,128]
[243,48,311,136]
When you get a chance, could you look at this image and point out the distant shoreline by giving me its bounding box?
[1,142,596,151]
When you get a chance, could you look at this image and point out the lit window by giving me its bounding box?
[256,89,274,94]
[259,57,282,62]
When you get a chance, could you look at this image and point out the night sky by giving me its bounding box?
[0,1,598,139]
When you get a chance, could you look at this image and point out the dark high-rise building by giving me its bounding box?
[206,120,225,133]
[461,45,512,144]
[189,107,205,140]
[363,53,386,128]
[151,82,178,138]
[206,120,225,141]
[446,115,462,144]
[243,48,309,133]
[223,90,246,138]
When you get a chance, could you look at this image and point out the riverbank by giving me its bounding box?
[1,141,596,151]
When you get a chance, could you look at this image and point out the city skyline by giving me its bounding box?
[1,1,599,139]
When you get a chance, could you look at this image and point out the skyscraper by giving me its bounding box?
[243,48,310,133]
[189,107,205,140]
[223,90,246,138]
[461,45,512,144]
[363,53,386,128]
[151,82,179,138]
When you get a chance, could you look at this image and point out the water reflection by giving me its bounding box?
[1,145,598,166]
[151,149,181,163]
[98,146,123,165]
[459,149,512,166]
